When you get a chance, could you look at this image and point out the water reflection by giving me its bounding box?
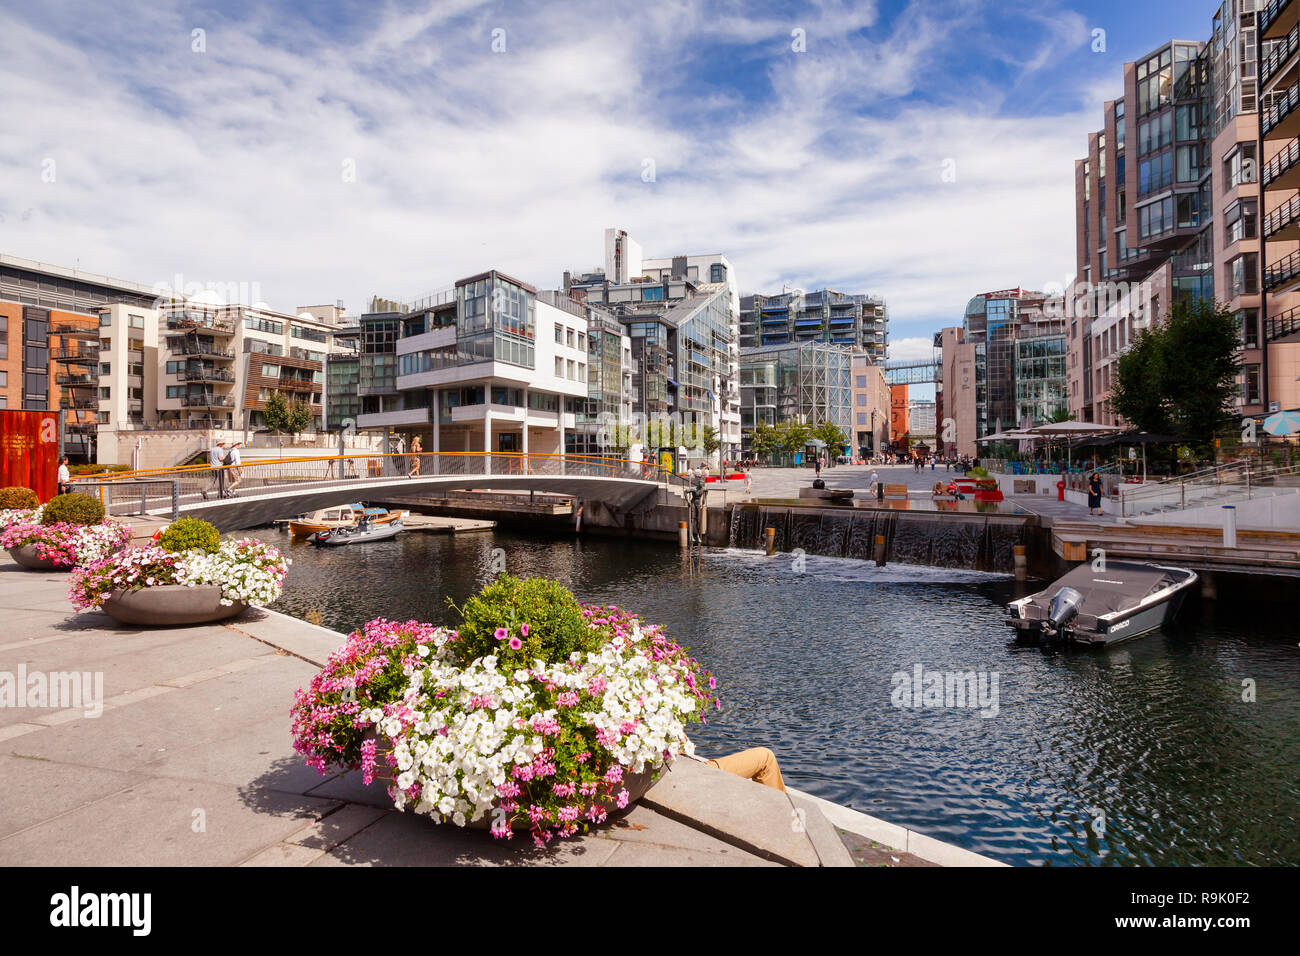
[270,529,1300,866]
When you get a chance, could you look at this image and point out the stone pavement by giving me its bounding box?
[0,558,1005,867]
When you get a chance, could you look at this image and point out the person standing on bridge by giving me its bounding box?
[225,442,243,497]
[202,441,226,500]
[408,435,422,479]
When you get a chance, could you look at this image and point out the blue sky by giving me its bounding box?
[0,0,1230,363]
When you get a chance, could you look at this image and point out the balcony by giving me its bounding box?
[1261,0,1298,41]
[1265,248,1300,293]
[1267,302,1300,342]
[182,395,235,408]
[61,396,97,410]
[177,368,236,384]
[50,348,99,364]
[1262,83,1300,140]
[50,323,98,339]
[55,373,96,387]
[1264,138,1300,192]
[275,377,318,392]
[167,341,235,359]
[1265,193,1300,241]
[166,314,236,335]
[1263,25,1300,91]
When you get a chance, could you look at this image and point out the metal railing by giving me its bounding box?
[1262,24,1300,89]
[1261,0,1297,40]
[1267,302,1300,341]
[70,451,677,518]
[1263,82,1300,137]
[1266,247,1300,290]
[1265,193,1300,238]
[1119,461,1300,516]
[177,368,236,383]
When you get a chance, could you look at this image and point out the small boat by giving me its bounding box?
[288,504,407,537]
[1006,561,1198,647]
[310,518,404,547]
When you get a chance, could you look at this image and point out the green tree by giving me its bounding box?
[1110,328,1172,436]
[262,390,292,434]
[748,421,779,461]
[287,399,313,438]
[700,424,722,457]
[813,421,847,457]
[1110,298,1239,456]
[776,419,813,457]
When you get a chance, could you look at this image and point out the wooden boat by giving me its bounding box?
[287,503,407,537]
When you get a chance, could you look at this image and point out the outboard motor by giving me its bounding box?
[1047,586,1084,631]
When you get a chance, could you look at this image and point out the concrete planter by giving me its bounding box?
[363,728,661,829]
[6,544,66,571]
[100,584,248,627]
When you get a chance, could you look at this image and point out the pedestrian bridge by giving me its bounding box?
[71,452,673,532]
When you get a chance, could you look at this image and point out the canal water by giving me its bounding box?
[271,529,1300,866]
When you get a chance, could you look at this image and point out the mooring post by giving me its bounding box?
[1013,544,1027,581]
[1201,571,1217,601]
[679,521,688,550]
[874,533,886,567]
[765,527,776,556]
[1222,505,1237,549]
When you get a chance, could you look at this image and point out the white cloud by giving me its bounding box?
[0,0,1100,350]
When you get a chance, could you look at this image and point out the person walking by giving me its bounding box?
[1088,471,1104,517]
[56,457,71,496]
[408,435,423,478]
[814,456,823,478]
[203,441,226,500]
[225,442,243,497]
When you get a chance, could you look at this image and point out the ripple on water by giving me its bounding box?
[270,529,1300,866]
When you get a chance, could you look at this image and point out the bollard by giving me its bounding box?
[765,527,776,556]
[874,533,886,567]
[679,521,688,550]
[1201,570,1217,601]
[1013,544,1027,582]
[1222,505,1237,549]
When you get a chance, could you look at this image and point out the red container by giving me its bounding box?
[0,410,60,501]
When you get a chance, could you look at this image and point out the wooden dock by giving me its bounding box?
[1050,520,1300,578]
[400,513,495,534]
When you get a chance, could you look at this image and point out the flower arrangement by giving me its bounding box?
[2,497,132,570]
[68,537,289,611]
[291,576,719,848]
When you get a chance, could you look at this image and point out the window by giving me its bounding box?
[710,263,725,283]
[1139,151,1173,195]
[856,374,866,388]
[566,328,575,348]
[567,359,576,380]
[1245,364,1261,405]
[577,332,586,351]
[99,313,112,327]
[129,314,144,329]
[1225,199,1258,244]
[555,356,564,377]
[1237,309,1261,348]
[262,363,281,378]
[100,387,111,399]
[1175,144,1203,183]
[0,371,5,387]
[1176,191,1201,228]
[100,362,111,375]
[555,326,564,344]
[1225,143,1257,190]
[166,385,182,399]
[245,317,283,335]
[1138,197,1174,238]
[1228,252,1259,298]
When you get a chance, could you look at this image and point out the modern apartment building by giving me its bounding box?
[0,254,161,461]
[936,326,978,458]
[354,270,589,462]
[1258,0,1300,413]
[1072,1,1300,425]
[739,289,889,363]
[738,342,855,454]
[564,229,742,459]
[908,399,937,441]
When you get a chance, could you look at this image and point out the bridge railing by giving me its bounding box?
[70,451,671,517]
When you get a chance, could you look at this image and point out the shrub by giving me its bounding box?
[68,464,130,476]
[0,487,39,510]
[157,517,221,554]
[39,493,105,527]
[450,575,602,670]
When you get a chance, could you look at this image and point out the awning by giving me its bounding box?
[666,378,679,388]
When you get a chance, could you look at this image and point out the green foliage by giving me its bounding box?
[1111,298,1240,456]
[967,466,990,479]
[157,517,221,554]
[813,421,847,454]
[68,464,131,476]
[776,420,813,456]
[1048,407,1071,424]
[747,421,780,460]
[450,575,601,670]
[700,424,722,456]
[1110,328,1172,436]
[0,486,39,510]
[39,493,104,527]
[287,399,313,436]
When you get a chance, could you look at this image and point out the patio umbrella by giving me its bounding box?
[1263,410,1300,436]
[1025,421,1125,470]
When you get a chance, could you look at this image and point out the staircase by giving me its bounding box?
[1118,462,1300,517]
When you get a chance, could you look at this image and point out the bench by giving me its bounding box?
[884,483,909,500]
